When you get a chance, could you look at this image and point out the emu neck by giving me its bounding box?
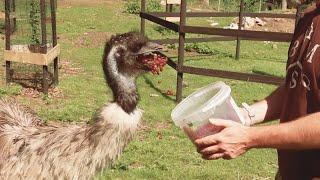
[105,47,139,114]
[113,75,138,114]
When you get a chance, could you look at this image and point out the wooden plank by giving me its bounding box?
[167,0,180,5]
[183,26,293,42]
[181,66,284,85]
[4,50,45,65]
[151,36,236,44]
[156,51,177,70]
[4,44,60,66]
[45,44,60,63]
[149,12,296,19]
[140,12,180,32]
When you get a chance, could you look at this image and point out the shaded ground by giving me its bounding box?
[59,0,120,7]
[73,32,111,48]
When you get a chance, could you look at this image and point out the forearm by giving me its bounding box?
[248,112,320,149]
[242,84,285,125]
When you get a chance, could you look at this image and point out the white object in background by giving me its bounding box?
[171,81,244,129]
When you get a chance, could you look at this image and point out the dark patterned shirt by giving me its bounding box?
[279,7,320,179]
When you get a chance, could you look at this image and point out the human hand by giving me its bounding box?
[194,119,252,160]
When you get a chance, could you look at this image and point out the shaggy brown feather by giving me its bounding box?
[0,100,141,179]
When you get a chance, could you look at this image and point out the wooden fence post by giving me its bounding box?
[176,0,187,102]
[141,0,146,35]
[235,0,244,60]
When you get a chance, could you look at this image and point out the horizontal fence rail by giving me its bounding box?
[182,26,293,42]
[181,66,284,85]
[149,12,297,18]
[140,12,180,32]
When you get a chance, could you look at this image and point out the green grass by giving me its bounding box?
[0,1,289,179]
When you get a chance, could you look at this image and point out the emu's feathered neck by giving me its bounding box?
[103,45,139,114]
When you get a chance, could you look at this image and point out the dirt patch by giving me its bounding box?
[21,87,64,98]
[137,123,151,141]
[248,18,295,33]
[154,122,171,129]
[73,32,111,48]
[60,60,84,75]
[59,0,121,8]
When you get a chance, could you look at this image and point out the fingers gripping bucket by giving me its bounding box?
[171,82,244,138]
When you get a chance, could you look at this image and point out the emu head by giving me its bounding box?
[102,32,166,113]
[102,32,164,78]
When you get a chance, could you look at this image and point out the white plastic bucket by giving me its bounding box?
[171,81,244,131]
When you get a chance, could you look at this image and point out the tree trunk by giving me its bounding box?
[282,0,287,10]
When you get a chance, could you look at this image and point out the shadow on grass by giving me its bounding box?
[252,69,284,78]
[142,75,175,102]
[9,70,54,92]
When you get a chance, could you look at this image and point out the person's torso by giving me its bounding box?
[279,8,320,180]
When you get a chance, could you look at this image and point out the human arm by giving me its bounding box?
[195,112,320,160]
[241,84,286,126]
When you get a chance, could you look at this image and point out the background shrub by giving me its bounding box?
[124,0,163,14]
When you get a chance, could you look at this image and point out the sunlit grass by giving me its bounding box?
[0,2,289,179]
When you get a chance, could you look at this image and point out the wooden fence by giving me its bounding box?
[140,0,300,102]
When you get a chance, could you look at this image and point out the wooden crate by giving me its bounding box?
[167,0,181,4]
[165,0,180,22]
[165,17,180,22]
[0,12,4,19]
[4,44,60,66]
[0,12,16,19]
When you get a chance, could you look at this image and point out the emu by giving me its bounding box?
[0,32,165,179]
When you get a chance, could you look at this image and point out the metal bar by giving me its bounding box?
[43,65,49,94]
[5,0,11,84]
[176,0,187,102]
[53,57,59,85]
[50,0,59,86]
[41,0,49,91]
[183,26,293,42]
[40,0,47,54]
[5,0,11,50]
[12,0,16,32]
[295,5,301,28]
[141,0,146,35]
[140,12,179,32]
[5,61,11,84]
[50,0,57,46]
[148,12,297,19]
[181,66,284,85]
[166,3,170,12]
[236,0,244,60]
[169,4,173,12]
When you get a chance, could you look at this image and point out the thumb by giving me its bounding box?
[209,119,240,128]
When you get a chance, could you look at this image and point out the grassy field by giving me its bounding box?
[0,1,291,179]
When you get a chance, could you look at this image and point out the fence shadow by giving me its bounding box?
[9,70,54,92]
[142,75,175,102]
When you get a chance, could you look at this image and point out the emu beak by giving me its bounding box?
[137,42,164,55]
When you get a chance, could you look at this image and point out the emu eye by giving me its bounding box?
[133,44,142,53]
